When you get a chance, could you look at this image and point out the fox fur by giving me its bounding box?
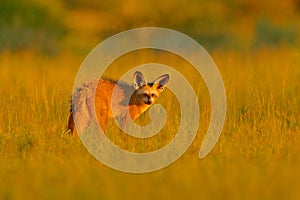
[68,71,169,135]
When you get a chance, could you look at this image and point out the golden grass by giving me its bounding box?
[0,48,299,199]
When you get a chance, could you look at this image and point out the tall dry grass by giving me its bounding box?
[0,48,299,199]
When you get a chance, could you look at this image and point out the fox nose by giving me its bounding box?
[146,100,152,105]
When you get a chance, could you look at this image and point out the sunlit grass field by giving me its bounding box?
[0,47,299,199]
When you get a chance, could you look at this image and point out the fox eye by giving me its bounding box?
[151,93,155,97]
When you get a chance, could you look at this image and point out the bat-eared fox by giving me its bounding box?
[68,71,169,135]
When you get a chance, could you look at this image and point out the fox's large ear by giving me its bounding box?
[133,71,147,90]
[153,74,169,93]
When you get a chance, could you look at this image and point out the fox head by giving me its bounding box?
[132,71,169,106]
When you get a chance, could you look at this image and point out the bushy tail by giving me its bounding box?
[67,80,97,135]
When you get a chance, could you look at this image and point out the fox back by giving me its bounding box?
[68,71,169,135]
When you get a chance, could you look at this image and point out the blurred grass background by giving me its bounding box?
[0,0,300,199]
[1,0,300,54]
